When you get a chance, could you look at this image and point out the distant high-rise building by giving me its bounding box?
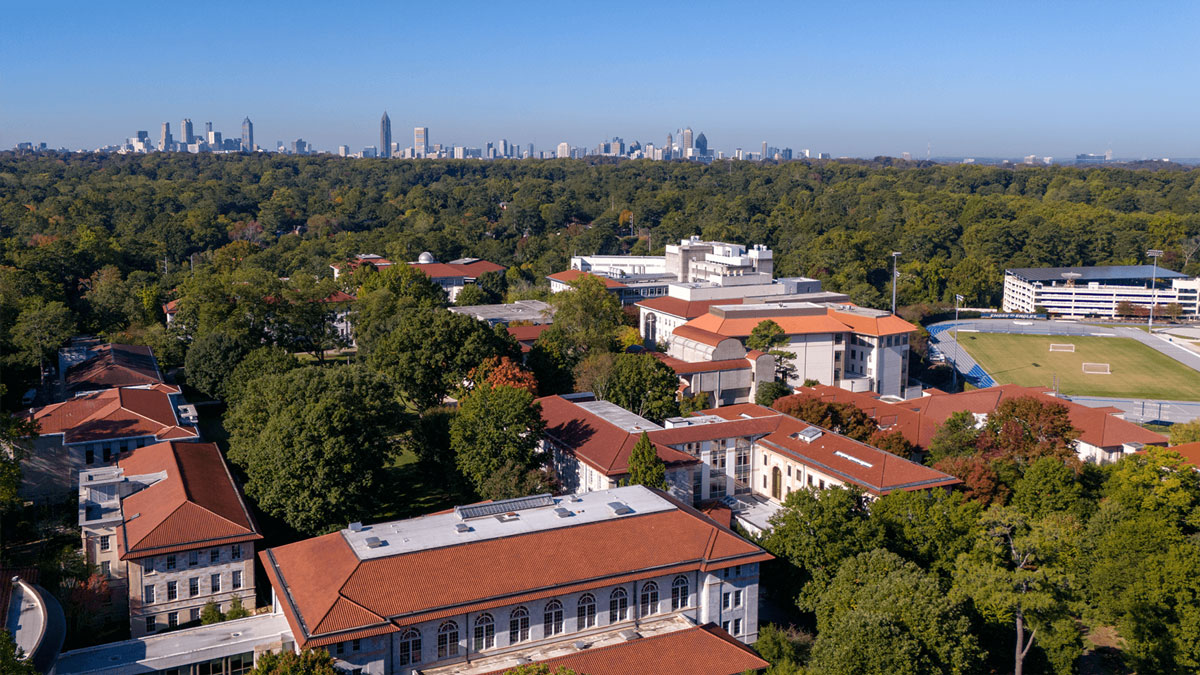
[414,127,428,158]
[695,132,708,156]
[498,139,509,158]
[338,145,350,157]
[682,128,693,151]
[556,142,570,158]
[159,122,172,151]
[665,133,673,159]
[242,117,253,151]
[181,119,194,144]
[380,112,392,158]
[292,139,308,155]
[761,141,768,160]
[528,142,534,159]
[205,121,213,135]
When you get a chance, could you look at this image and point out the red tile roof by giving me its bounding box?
[547,269,627,289]
[331,257,395,272]
[684,306,917,339]
[260,495,771,647]
[1166,442,1200,469]
[116,441,261,560]
[791,383,1168,451]
[538,396,698,475]
[162,299,179,315]
[478,624,769,675]
[65,343,163,394]
[411,260,505,279]
[635,296,745,319]
[650,353,752,375]
[701,404,960,496]
[670,325,737,348]
[25,384,198,444]
[507,324,554,352]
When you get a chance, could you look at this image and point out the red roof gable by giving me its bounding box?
[635,296,745,320]
[261,495,770,646]
[26,384,198,444]
[538,396,697,475]
[65,343,163,394]
[117,441,261,559]
[411,260,505,279]
[650,353,752,375]
[1166,442,1200,469]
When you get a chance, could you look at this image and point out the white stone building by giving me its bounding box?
[1002,265,1200,318]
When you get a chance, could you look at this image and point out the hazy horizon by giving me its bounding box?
[5,1,1199,158]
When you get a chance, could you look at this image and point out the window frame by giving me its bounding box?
[577,593,597,629]
[609,588,629,624]
[639,581,659,618]
[508,606,530,644]
[473,613,495,651]
[543,600,564,637]
[398,628,422,666]
[437,621,459,659]
[671,576,689,611]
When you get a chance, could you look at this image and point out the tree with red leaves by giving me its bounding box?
[471,355,538,396]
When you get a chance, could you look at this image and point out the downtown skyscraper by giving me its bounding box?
[242,117,253,152]
[380,112,392,158]
[414,126,428,158]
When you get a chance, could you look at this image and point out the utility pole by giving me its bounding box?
[1147,249,1163,332]
[890,251,901,314]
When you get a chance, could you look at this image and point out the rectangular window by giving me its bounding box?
[189,578,199,597]
[211,573,221,593]
[231,544,242,560]
[733,618,742,635]
[86,449,95,465]
[210,549,219,564]
[144,585,155,604]
[168,611,178,628]
[190,608,200,622]
[352,639,360,652]
[722,620,730,633]
[165,555,176,571]
[166,581,177,601]
[99,535,110,552]
[733,590,743,607]
[190,551,199,567]
[335,642,344,655]
[232,570,242,590]
[100,561,110,577]
[146,616,156,633]
[722,592,731,609]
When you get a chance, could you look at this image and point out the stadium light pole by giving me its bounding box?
[952,293,964,391]
[1062,271,1082,317]
[1148,249,1163,332]
[891,251,901,315]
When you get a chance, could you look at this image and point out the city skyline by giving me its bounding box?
[5,2,1200,157]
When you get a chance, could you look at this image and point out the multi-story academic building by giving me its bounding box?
[78,441,262,638]
[1002,265,1200,317]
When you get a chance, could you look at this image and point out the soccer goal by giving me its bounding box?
[1049,343,1076,352]
[1082,362,1112,375]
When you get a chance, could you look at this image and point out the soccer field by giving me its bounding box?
[954,333,1200,401]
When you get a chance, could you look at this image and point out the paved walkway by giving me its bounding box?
[927,318,1200,423]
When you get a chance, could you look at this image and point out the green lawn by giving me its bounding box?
[956,333,1200,400]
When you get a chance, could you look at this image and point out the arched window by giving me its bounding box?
[398,628,422,666]
[609,588,629,624]
[473,613,495,651]
[437,621,459,659]
[509,606,530,643]
[639,581,659,617]
[577,593,597,629]
[671,575,690,611]
[544,600,564,636]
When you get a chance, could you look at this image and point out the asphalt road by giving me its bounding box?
[926,318,1200,424]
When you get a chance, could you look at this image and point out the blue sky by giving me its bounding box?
[4,1,1199,157]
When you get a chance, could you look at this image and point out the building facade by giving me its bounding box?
[1003,265,1200,318]
[78,441,262,638]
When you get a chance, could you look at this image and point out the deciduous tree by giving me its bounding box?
[602,353,680,423]
[12,298,75,382]
[548,275,622,356]
[250,649,340,675]
[452,384,546,499]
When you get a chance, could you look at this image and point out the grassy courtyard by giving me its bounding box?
[955,333,1200,400]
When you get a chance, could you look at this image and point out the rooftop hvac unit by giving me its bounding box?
[364,536,385,549]
[607,502,634,516]
[793,427,823,443]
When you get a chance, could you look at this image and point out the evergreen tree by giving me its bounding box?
[627,432,667,490]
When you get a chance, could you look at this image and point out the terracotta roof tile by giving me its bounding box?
[1166,442,1200,469]
[670,324,736,348]
[635,297,745,319]
[25,385,197,444]
[478,624,769,675]
[412,260,506,279]
[538,396,697,475]
[117,441,261,559]
[547,269,627,288]
[65,343,162,394]
[682,306,917,339]
[262,502,770,646]
[650,352,752,375]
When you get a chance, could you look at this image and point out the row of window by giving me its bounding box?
[393,578,692,666]
[144,545,243,573]
[82,437,152,465]
[144,571,241,604]
[156,652,253,675]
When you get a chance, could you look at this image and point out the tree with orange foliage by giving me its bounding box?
[470,356,538,396]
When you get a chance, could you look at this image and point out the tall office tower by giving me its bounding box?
[556,142,570,158]
[181,119,194,144]
[338,145,350,157]
[761,141,768,160]
[682,127,693,151]
[665,133,673,159]
[380,111,392,158]
[414,127,428,157]
[498,138,509,158]
[207,127,219,145]
[695,132,708,156]
[528,142,534,158]
[205,121,213,135]
[159,122,172,151]
[242,117,253,151]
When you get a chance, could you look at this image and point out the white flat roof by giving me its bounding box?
[574,400,662,433]
[342,486,676,562]
[54,613,292,674]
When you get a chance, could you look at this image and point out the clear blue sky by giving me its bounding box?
[5,1,1199,158]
